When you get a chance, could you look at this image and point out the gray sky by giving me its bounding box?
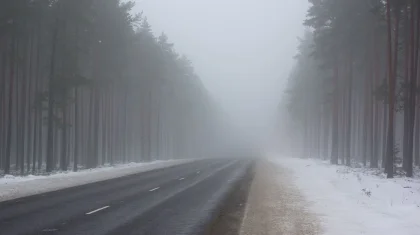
[132,0,308,143]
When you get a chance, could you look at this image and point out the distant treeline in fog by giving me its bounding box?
[282,0,420,178]
[0,0,224,175]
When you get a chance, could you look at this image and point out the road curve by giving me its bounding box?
[0,158,252,235]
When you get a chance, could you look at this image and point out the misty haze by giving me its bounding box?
[0,0,419,235]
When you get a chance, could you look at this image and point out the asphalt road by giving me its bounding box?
[0,158,252,235]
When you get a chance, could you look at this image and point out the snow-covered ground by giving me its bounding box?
[0,159,193,202]
[272,156,420,235]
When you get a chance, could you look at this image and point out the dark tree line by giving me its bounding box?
[0,0,222,175]
[281,0,420,178]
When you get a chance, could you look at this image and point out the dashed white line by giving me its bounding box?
[179,178,185,181]
[196,171,200,174]
[149,187,160,192]
[86,206,110,215]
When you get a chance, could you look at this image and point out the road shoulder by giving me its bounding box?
[240,159,322,235]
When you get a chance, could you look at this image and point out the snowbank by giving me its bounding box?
[0,159,193,202]
[272,157,420,235]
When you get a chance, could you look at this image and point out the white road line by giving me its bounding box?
[149,187,160,192]
[196,171,200,174]
[86,206,110,215]
[179,178,185,181]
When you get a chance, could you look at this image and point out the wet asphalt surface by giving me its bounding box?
[0,158,252,235]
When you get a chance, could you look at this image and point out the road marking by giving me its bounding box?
[42,228,58,232]
[86,206,110,215]
[179,178,185,181]
[196,171,200,174]
[149,187,160,192]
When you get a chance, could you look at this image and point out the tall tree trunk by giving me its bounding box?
[403,4,411,171]
[323,105,330,160]
[73,88,79,172]
[331,59,339,164]
[415,107,420,166]
[346,51,353,166]
[156,95,161,160]
[405,1,419,177]
[382,102,388,168]
[46,20,59,173]
[101,92,107,165]
[60,101,68,171]
[341,86,346,165]
[93,90,100,167]
[363,50,372,167]
[108,88,114,166]
[5,36,16,175]
[26,32,35,174]
[0,50,7,171]
[122,89,128,163]
[371,28,380,168]
[385,3,400,177]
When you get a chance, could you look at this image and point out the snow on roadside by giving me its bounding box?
[271,156,420,235]
[0,159,193,202]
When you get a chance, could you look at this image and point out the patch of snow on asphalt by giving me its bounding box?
[0,160,193,202]
[272,156,420,235]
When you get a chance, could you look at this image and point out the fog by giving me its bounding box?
[0,2,417,234]
[132,0,308,145]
